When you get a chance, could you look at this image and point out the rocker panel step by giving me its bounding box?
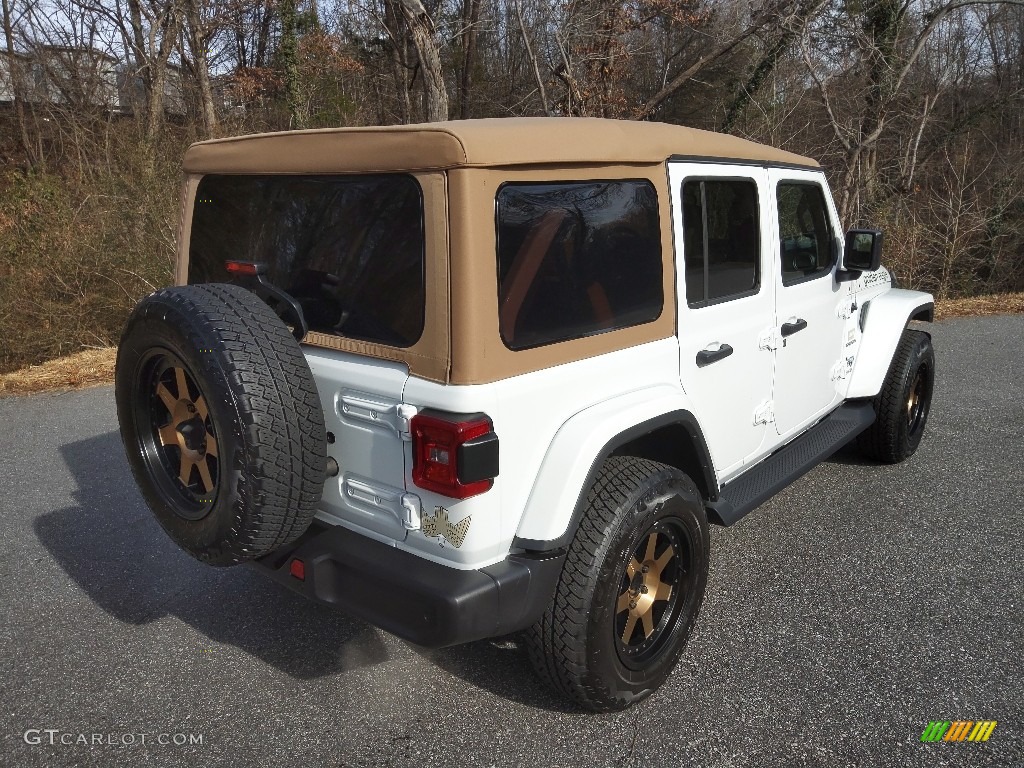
[706,401,875,526]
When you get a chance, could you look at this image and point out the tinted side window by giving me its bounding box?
[682,179,760,306]
[776,182,835,285]
[496,181,663,350]
[189,174,424,348]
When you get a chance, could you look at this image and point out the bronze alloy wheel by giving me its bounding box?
[614,518,691,668]
[135,350,220,520]
[906,367,928,436]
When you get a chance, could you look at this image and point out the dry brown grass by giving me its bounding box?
[933,292,1024,320]
[0,292,1021,396]
[0,347,117,395]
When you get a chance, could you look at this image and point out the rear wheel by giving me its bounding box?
[525,457,709,711]
[858,329,934,463]
[116,283,327,566]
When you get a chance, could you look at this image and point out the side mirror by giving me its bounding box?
[844,229,883,272]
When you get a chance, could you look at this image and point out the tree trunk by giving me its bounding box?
[185,0,218,137]
[255,1,274,67]
[279,0,303,128]
[513,0,549,115]
[146,61,167,144]
[384,0,411,123]
[396,0,448,122]
[126,0,151,115]
[720,32,792,132]
[1,0,34,165]
[857,0,901,211]
[458,0,482,118]
[195,53,218,136]
[145,3,183,146]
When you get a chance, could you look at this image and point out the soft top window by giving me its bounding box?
[496,180,663,351]
[188,174,425,348]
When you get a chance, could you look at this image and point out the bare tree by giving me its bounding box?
[125,0,184,144]
[181,0,218,136]
[392,0,447,121]
[458,0,482,117]
[803,0,1024,220]
[720,0,826,131]
[635,2,775,120]
[512,0,549,114]
[2,0,35,163]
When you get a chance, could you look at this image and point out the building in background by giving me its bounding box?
[1,46,187,116]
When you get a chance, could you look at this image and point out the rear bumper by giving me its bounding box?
[251,522,565,648]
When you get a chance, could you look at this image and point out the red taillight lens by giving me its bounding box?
[224,260,260,276]
[411,412,497,499]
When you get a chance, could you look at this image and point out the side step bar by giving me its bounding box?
[705,401,875,526]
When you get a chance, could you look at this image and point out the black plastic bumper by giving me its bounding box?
[251,522,565,649]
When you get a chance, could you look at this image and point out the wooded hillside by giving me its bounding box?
[1,0,1022,372]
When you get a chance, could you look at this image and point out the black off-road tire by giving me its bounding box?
[857,329,934,464]
[524,457,709,712]
[115,283,327,566]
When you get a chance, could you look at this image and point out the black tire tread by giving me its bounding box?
[524,456,682,710]
[857,328,931,464]
[118,283,326,564]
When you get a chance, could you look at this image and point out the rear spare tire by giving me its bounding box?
[115,283,326,566]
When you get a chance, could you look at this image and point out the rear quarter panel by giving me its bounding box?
[401,337,686,568]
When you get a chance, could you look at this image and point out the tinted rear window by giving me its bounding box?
[496,181,663,350]
[188,174,425,348]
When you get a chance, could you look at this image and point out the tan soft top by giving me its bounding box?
[182,117,817,174]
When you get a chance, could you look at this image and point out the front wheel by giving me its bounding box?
[858,329,934,463]
[524,457,709,711]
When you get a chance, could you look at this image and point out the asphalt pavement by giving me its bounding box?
[1,315,1021,767]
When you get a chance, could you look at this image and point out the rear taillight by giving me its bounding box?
[224,260,262,276]
[411,412,499,499]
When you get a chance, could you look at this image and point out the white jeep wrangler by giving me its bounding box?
[115,118,935,711]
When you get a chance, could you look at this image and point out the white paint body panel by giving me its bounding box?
[846,288,935,398]
[402,337,683,568]
[766,167,850,442]
[304,348,410,543]
[513,381,695,543]
[668,163,774,480]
